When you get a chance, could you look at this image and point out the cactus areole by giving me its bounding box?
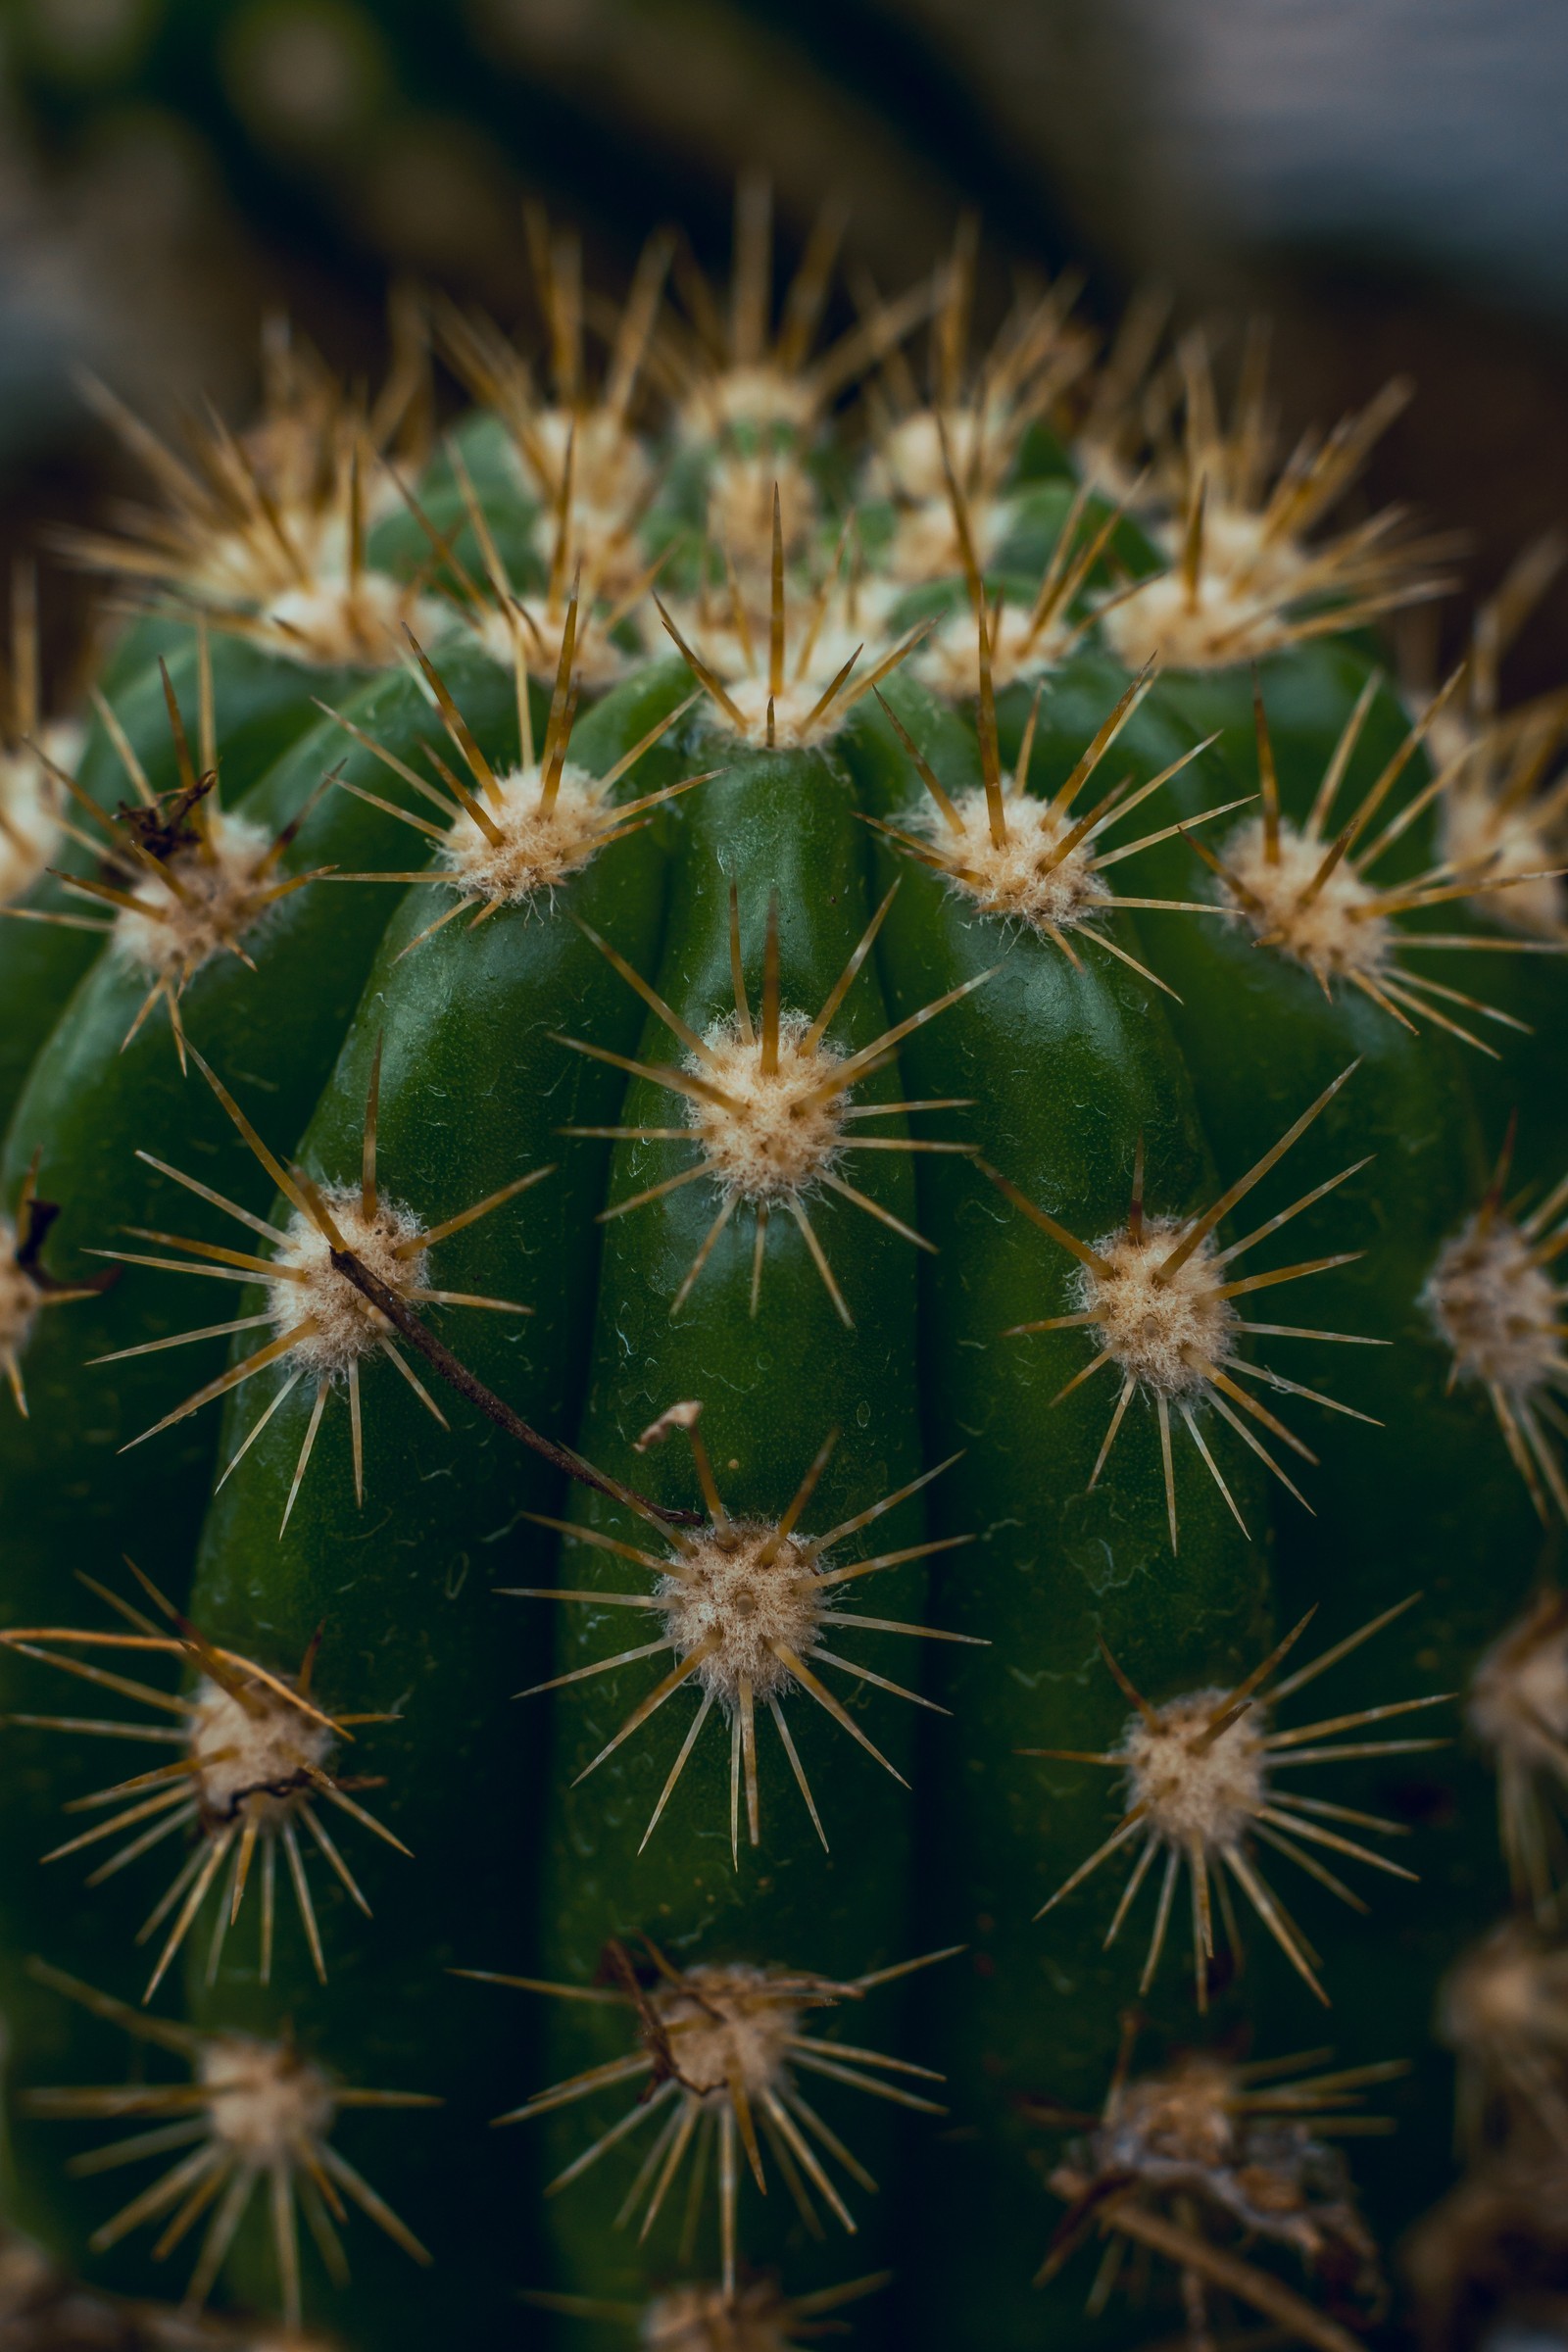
[0,201,1565,2352]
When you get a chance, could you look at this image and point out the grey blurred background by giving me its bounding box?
[2,0,1567,696]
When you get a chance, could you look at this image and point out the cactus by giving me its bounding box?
[2,200,1567,2352]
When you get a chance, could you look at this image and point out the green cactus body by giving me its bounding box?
[1,216,1565,2352]
[0,636,527,2269]
[518,781,929,2325]
[835,675,1270,2349]
[1099,662,1551,2246]
[174,658,694,2344]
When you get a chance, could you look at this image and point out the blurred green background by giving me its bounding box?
[1,0,1567,701]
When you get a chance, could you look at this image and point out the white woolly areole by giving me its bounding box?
[189,1674,336,1828]
[437,760,613,904]
[645,1962,801,2100]
[680,612,866,697]
[1442,783,1566,940]
[265,1186,428,1376]
[1423,1213,1559,1399]
[886,499,971,588]
[1468,1600,1568,1769]
[1218,813,1389,983]
[238,2333,337,2352]
[873,408,996,508]
[194,481,390,600]
[701,666,868,749]
[197,2035,334,2165]
[684,1013,847,1200]
[1166,505,1295,591]
[911,784,1112,933]
[679,368,816,443]
[1441,1924,1568,2061]
[642,2282,793,2352]
[0,1223,39,1362]
[0,732,72,905]
[660,1524,825,1709]
[517,407,655,524]
[1119,1689,1268,1851]
[1077,1216,1236,1400]
[197,528,313,610]
[663,595,883,744]
[110,807,275,985]
[705,449,818,576]
[887,499,1012,591]
[259,568,439,668]
[913,599,1073,700]
[472,599,628,687]
[1103,2053,1237,2177]
[1100,564,1295,674]
[1092,2050,1374,2272]
[866,398,1023,585]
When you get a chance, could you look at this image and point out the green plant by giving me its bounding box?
[1,205,1566,2352]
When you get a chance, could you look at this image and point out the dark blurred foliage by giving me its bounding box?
[1,0,1567,704]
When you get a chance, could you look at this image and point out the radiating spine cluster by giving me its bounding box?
[1027,1598,1446,2006]
[26,1964,436,2331]
[1424,1132,1568,1521]
[462,1938,954,2296]
[5,1566,405,1995]
[1033,2025,1396,2352]
[516,1410,977,1857]
[1189,672,1565,1053]
[96,1048,547,1527]
[990,1068,1379,1547]
[7,649,333,1066]
[563,889,988,1322]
